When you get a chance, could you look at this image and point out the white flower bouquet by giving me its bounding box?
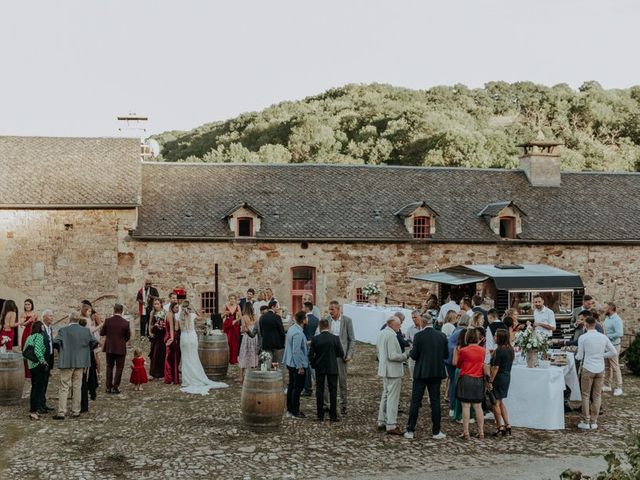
[259,351,273,372]
[362,282,381,298]
[514,324,550,355]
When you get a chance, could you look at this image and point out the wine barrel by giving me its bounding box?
[241,370,285,432]
[198,333,229,380]
[0,352,25,405]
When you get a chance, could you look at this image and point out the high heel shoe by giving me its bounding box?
[492,426,505,437]
[476,432,485,439]
[505,425,512,436]
[459,432,470,440]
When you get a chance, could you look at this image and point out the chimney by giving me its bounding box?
[518,130,562,187]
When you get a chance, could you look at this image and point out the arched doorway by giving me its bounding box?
[290,266,316,314]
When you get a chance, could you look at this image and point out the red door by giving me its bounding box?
[291,266,316,314]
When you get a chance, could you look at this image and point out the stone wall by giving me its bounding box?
[1,209,639,343]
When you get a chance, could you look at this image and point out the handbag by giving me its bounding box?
[484,387,497,408]
[22,344,39,364]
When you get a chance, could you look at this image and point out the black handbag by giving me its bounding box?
[22,344,39,363]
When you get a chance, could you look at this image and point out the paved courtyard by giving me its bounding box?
[0,341,637,480]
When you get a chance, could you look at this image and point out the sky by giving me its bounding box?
[1,0,639,138]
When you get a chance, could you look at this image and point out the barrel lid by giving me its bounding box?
[0,351,23,359]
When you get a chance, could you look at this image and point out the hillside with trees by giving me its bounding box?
[153,82,640,172]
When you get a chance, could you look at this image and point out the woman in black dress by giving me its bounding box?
[490,329,515,436]
[148,299,166,380]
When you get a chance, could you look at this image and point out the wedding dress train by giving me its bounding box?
[179,313,228,395]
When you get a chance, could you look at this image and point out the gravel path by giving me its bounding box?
[0,340,635,479]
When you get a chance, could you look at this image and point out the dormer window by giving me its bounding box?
[413,216,431,239]
[237,217,253,237]
[394,201,438,239]
[499,217,516,239]
[222,202,263,238]
[478,201,525,240]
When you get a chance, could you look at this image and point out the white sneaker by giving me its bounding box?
[577,421,591,430]
[285,412,294,418]
[484,412,495,420]
[613,388,623,397]
[590,423,598,430]
[449,409,454,418]
[469,418,476,424]
[432,432,446,440]
[602,385,612,392]
[403,431,414,440]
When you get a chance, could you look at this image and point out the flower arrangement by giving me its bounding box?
[362,282,381,298]
[259,351,273,372]
[514,324,550,355]
[0,335,10,353]
[518,302,532,314]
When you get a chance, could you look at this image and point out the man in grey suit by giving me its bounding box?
[324,300,355,415]
[53,311,98,419]
[376,316,409,435]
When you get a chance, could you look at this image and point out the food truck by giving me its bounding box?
[412,264,585,341]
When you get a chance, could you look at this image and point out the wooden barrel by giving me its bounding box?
[241,370,285,432]
[198,333,229,380]
[0,352,25,405]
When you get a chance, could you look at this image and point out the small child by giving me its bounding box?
[129,348,148,391]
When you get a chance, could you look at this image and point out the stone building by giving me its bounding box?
[0,135,639,342]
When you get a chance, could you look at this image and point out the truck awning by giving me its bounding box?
[411,271,488,285]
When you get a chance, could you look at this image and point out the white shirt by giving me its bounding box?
[406,325,422,343]
[441,322,456,338]
[533,306,556,337]
[43,323,53,352]
[330,316,342,337]
[437,301,460,322]
[576,329,617,374]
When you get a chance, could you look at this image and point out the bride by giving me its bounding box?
[178,301,228,395]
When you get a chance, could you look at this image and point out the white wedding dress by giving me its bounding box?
[179,312,228,395]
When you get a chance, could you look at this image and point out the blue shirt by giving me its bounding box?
[604,313,623,345]
[283,323,309,369]
[447,327,464,365]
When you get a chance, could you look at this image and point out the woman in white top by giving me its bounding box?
[252,290,269,317]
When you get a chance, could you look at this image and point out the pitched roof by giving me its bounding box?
[0,136,141,207]
[133,163,640,243]
[477,201,526,217]
[394,201,439,218]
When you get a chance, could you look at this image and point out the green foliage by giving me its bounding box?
[153,82,640,171]
[560,432,640,479]
[625,333,640,375]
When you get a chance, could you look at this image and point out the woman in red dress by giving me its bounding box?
[223,294,241,366]
[164,302,181,384]
[1,300,19,351]
[20,299,39,378]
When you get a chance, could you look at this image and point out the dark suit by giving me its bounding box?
[100,314,131,391]
[136,286,159,337]
[406,327,448,435]
[309,331,344,420]
[259,310,285,361]
[303,313,320,393]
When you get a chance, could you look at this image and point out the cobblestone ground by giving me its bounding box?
[0,341,638,480]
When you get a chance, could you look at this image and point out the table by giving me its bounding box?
[343,304,413,345]
[503,363,566,430]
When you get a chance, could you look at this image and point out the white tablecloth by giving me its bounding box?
[343,304,413,345]
[504,363,566,430]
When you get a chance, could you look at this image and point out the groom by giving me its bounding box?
[100,303,131,394]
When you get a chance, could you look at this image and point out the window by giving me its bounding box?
[413,216,431,239]
[291,266,316,313]
[499,217,516,239]
[200,291,215,315]
[237,217,253,237]
[355,288,366,303]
